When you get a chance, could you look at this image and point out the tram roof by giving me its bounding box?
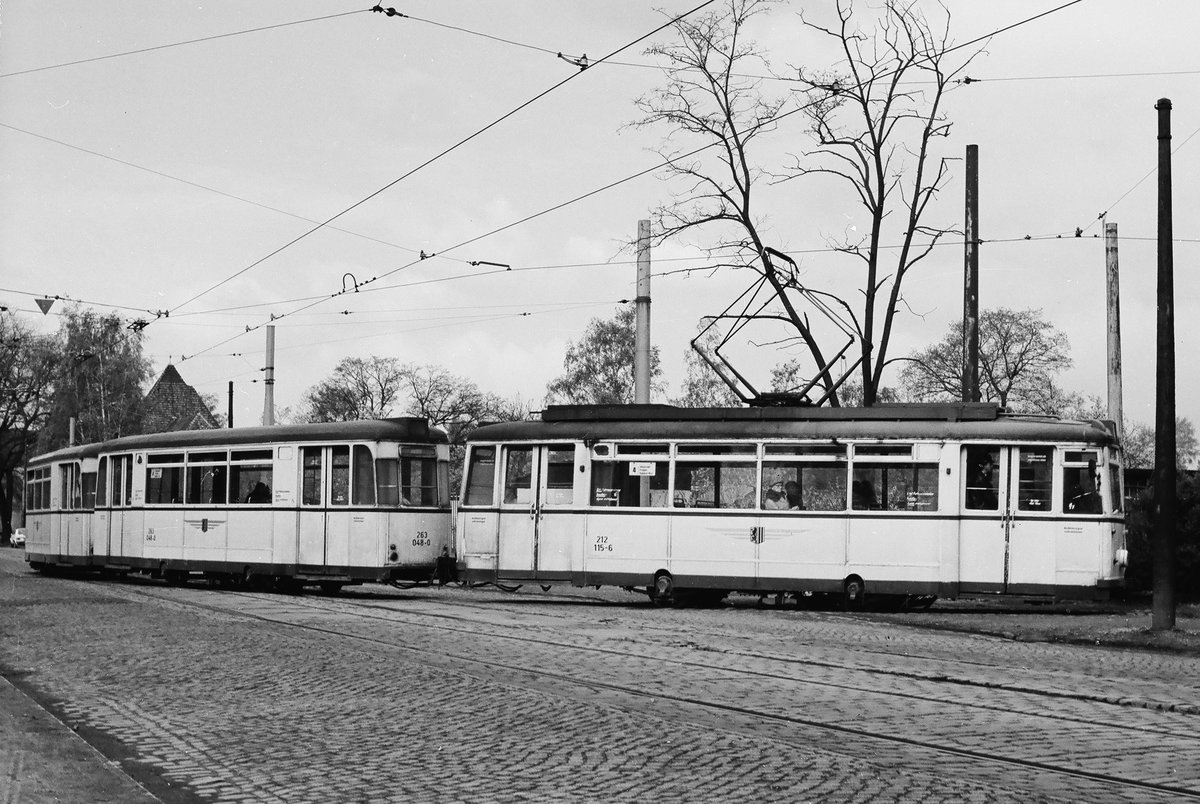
[30,418,445,465]
[470,404,1120,445]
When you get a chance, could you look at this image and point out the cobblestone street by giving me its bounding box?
[3,550,1199,803]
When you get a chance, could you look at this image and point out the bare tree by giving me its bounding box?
[789,0,972,405]
[900,308,1073,412]
[635,0,972,405]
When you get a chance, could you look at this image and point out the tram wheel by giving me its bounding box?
[649,573,674,606]
[842,576,866,611]
[319,582,344,595]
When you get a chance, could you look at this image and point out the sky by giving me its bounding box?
[1,0,1197,432]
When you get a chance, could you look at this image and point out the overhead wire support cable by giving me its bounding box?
[174,0,1089,363]
[0,10,368,79]
[167,0,719,320]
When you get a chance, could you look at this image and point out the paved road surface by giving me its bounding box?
[2,549,1199,803]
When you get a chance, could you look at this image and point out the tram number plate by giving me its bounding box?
[412,531,432,547]
[593,535,613,553]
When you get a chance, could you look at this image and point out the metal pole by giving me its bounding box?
[635,219,652,405]
[1104,222,1123,438]
[263,325,276,427]
[228,381,234,429]
[962,144,980,404]
[1152,98,1176,631]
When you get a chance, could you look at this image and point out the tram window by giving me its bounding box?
[301,449,322,505]
[674,462,756,509]
[855,444,914,457]
[187,464,227,505]
[97,458,107,507]
[761,462,847,511]
[376,459,400,506]
[122,458,133,507]
[964,446,1000,511]
[545,448,575,505]
[26,467,49,512]
[400,455,437,506]
[353,445,375,506]
[503,448,534,504]
[676,444,757,456]
[591,461,668,507]
[1063,456,1102,514]
[463,447,497,506]
[231,463,273,504]
[1108,463,1123,513]
[148,453,184,464]
[60,464,82,509]
[329,446,350,505]
[616,443,669,456]
[1016,448,1053,512]
[232,449,273,461]
[82,472,97,509]
[146,465,184,504]
[853,464,939,511]
[765,444,847,458]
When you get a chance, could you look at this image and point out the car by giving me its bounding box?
[10,528,25,547]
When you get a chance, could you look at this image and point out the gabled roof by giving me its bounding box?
[142,364,220,433]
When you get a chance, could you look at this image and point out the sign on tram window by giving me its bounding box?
[1016,448,1053,511]
[853,464,939,512]
[590,460,668,507]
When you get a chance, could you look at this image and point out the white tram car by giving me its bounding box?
[24,419,453,591]
[456,404,1128,605]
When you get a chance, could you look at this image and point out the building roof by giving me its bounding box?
[142,364,220,433]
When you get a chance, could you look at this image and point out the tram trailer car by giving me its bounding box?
[24,418,454,591]
[456,403,1127,606]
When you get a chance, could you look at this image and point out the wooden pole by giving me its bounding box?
[635,219,652,405]
[1152,98,1176,631]
[962,144,980,404]
[1105,222,1123,438]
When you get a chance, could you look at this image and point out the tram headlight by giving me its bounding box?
[1114,548,1128,568]
[388,543,399,562]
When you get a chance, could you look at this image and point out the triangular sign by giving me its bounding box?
[35,298,55,315]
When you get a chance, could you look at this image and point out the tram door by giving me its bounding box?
[959,445,1055,593]
[106,454,134,559]
[497,445,577,577]
[298,446,352,567]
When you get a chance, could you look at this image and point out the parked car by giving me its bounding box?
[10,528,25,547]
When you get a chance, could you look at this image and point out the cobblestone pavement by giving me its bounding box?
[2,550,1199,804]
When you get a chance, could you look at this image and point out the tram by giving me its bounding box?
[456,403,1127,605]
[24,419,454,591]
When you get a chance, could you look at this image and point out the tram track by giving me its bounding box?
[96,577,1200,802]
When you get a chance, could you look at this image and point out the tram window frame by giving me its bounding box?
[186,451,228,506]
[543,446,576,505]
[1108,461,1123,513]
[1062,450,1102,515]
[26,467,50,512]
[463,446,497,506]
[145,453,184,505]
[764,443,847,458]
[328,446,350,506]
[963,446,1001,511]
[82,471,97,510]
[761,460,848,511]
[590,455,669,508]
[851,462,939,512]
[673,459,756,509]
[96,458,108,507]
[353,445,376,506]
[400,446,438,507]
[1015,447,1054,512]
[60,463,82,509]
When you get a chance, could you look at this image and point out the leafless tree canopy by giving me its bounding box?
[635,0,975,406]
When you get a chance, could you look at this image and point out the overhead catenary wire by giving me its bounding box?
[166,0,720,318]
[0,10,369,79]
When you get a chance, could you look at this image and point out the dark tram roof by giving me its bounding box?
[30,418,445,465]
[472,403,1120,446]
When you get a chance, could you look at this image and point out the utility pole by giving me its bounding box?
[962,144,980,404]
[634,219,652,405]
[262,325,276,427]
[228,381,234,429]
[1152,98,1176,631]
[1105,222,1123,437]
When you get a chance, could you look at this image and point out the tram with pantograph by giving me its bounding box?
[24,418,454,592]
[455,403,1127,607]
